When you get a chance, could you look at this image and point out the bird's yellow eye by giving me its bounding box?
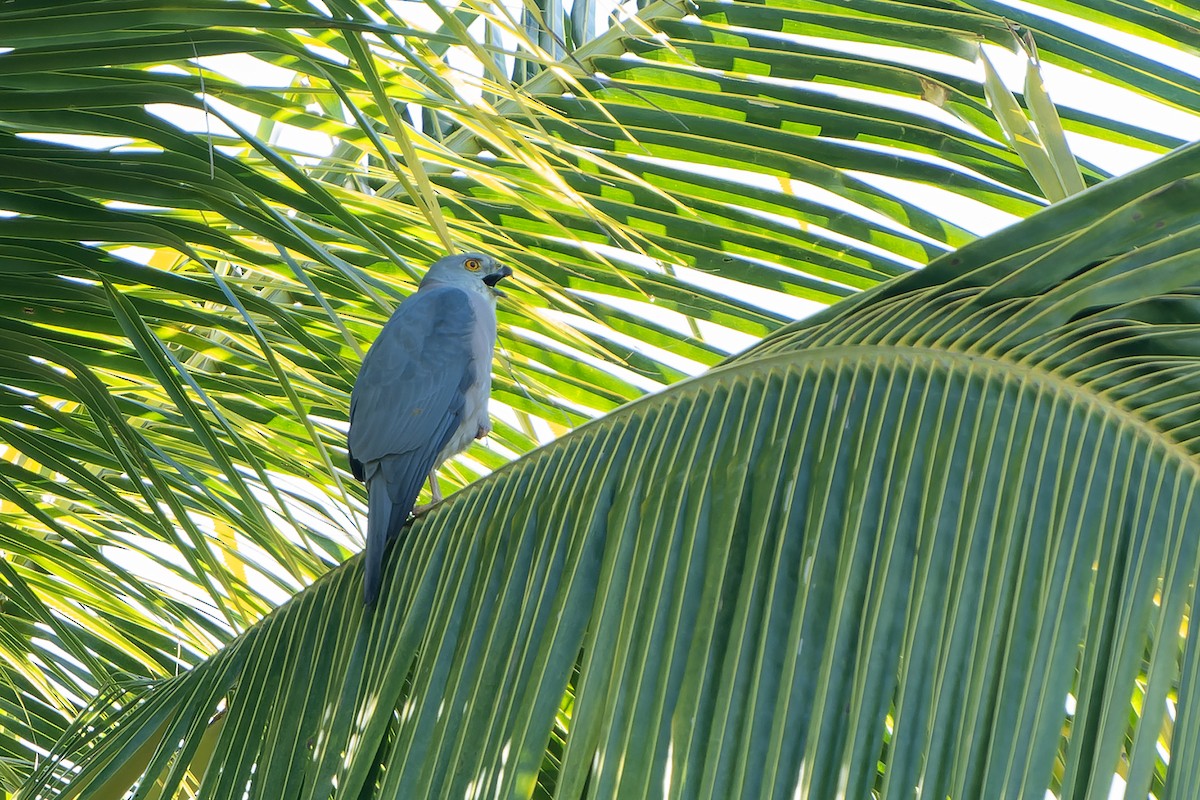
[464,258,482,272]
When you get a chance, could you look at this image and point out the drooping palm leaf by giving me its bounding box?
[23,137,1200,799]
[1,0,1198,790]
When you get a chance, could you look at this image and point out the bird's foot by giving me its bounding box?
[412,470,445,517]
[476,421,492,440]
[412,500,441,517]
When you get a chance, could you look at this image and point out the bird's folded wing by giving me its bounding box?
[348,284,478,478]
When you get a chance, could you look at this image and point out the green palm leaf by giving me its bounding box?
[1,0,1198,792]
[23,139,1200,799]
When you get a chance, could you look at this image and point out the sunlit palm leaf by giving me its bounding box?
[0,0,1197,789]
[24,139,1200,799]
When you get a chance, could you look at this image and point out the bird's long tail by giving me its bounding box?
[363,457,428,607]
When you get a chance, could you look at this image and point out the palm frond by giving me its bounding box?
[0,0,1197,788]
[23,139,1200,799]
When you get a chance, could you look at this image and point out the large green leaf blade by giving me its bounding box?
[22,140,1200,799]
[2,0,1200,786]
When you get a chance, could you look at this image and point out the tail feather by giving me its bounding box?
[362,479,393,608]
[363,455,430,607]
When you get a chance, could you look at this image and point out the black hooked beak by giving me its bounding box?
[483,265,513,297]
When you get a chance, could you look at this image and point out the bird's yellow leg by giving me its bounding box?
[413,469,444,517]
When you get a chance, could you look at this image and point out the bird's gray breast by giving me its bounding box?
[435,289,497,465]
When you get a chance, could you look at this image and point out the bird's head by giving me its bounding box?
[420,253,514,298]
